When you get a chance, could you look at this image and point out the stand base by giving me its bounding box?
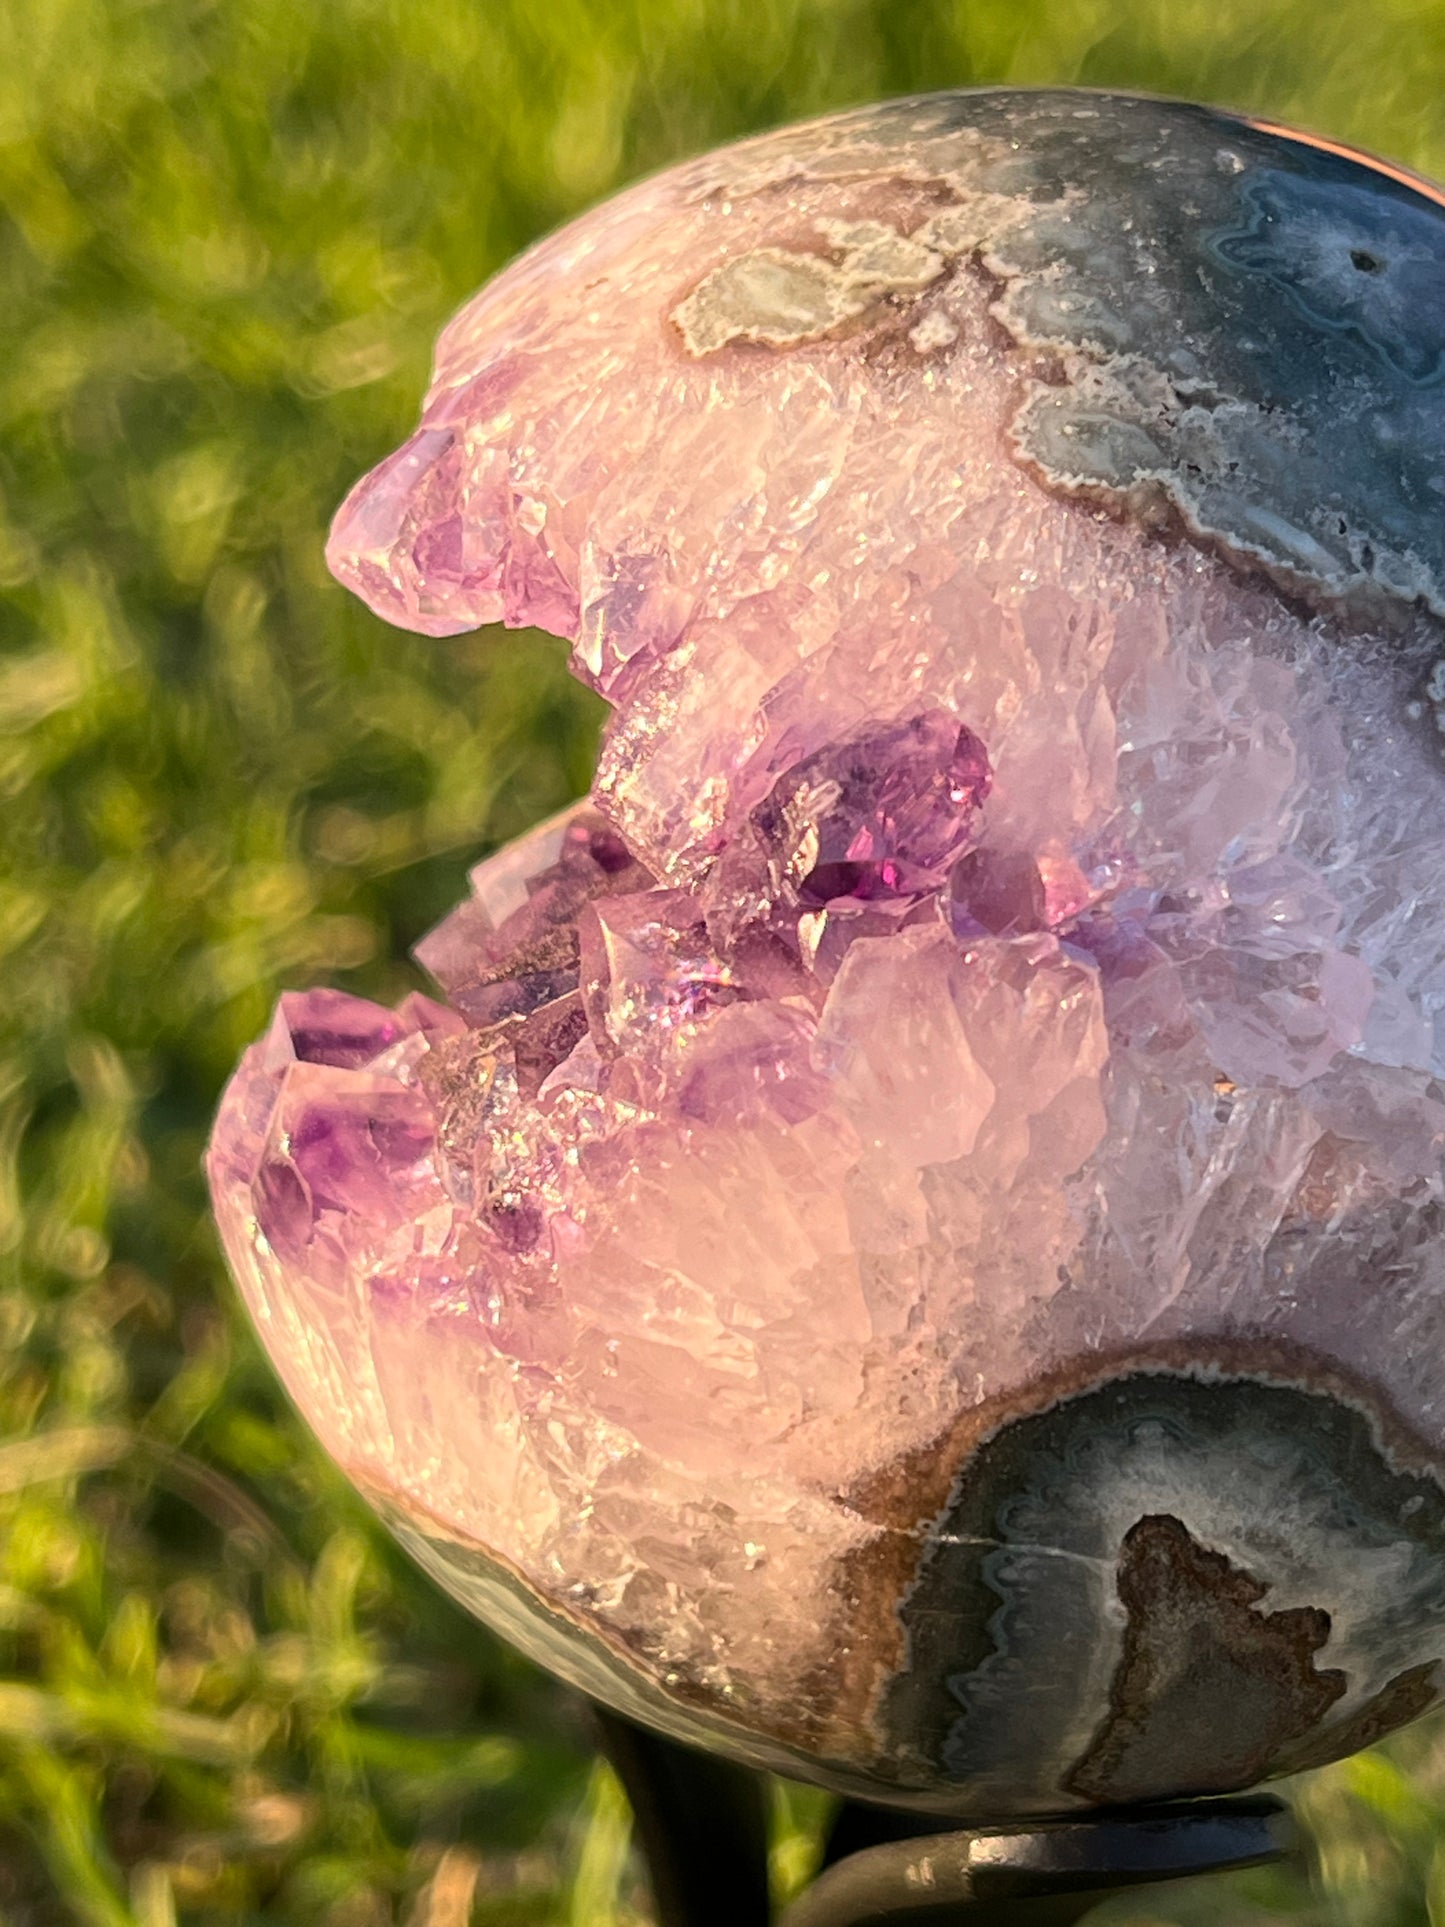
[590,1706,1297,1927]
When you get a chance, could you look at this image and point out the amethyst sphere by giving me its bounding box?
[208,91,1445,1817]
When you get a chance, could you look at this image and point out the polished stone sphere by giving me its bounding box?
[209,91,1445,1817]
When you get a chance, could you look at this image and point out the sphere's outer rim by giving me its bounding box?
[355,1338,1445,1819]
[522,86,1444,253]
[367,83,1445,657]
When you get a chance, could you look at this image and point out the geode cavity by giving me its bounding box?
[208,91,1445,1816]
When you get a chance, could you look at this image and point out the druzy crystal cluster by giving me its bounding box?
[209,93,1445,1815]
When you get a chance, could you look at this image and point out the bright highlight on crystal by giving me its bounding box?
[209,91,1445,1817]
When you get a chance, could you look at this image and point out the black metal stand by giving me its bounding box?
[591,1707,1297,1927]
[591,1706,773,1927]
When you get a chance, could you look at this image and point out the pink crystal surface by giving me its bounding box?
[208,94,1445,1810]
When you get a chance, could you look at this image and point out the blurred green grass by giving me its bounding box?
[3,0,1445,1920]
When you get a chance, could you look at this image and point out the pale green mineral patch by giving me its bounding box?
[672,218,945,353]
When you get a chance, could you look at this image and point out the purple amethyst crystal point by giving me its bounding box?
[579,888,742,1058]
[210,92,1445,1818]
[757,711,992,910]
[415,803,652,1026]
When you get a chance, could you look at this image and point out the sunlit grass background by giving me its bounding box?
[5,0,1445,1920]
